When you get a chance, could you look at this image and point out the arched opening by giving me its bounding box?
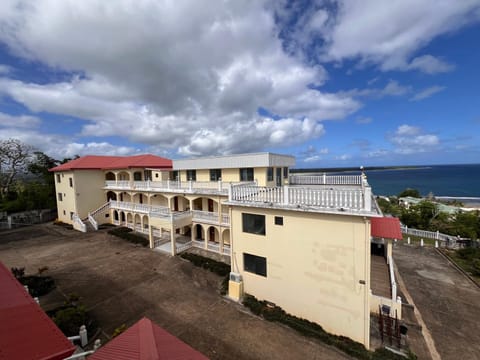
[105,172,115,181]
[191,197,218,212]
[134,214,141,229]
[142,215,149,230]
[120,192,131,202]
[133,171,142,181]
[132,193,144,204]
[120,211,126,223]
[118,171,130,181]
[171,195,189,211]
[207,226,219,243]
[222,229,230,245]
[194,224,204,241]
[106,191,117,201]
[150,194,168,207]
[113,210,119,221]
[127,213,133,227]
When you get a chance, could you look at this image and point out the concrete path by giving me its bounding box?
[394,243,480,360]
[0,224,351,360]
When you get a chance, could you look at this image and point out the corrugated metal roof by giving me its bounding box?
[0,262,75,360]
[173,152,295,170]
[371,217,402,240]
[49,154,172,172]
[90,317,208,360]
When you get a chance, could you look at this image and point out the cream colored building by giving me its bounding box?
[51,152,401,349]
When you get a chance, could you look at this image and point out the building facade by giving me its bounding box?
[50,152,401,349]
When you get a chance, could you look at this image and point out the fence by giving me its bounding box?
[0,209,57,230]
[401,225,472,248]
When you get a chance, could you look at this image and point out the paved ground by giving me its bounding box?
[394,243,480,360]
[0,224,351,360]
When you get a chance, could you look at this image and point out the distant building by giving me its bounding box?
[50,152,402,348]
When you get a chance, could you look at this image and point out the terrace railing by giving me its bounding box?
[289,174,362,185]
[230,184,371,211]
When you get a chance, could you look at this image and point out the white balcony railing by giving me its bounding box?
[230,184,372,212]
[289,174,362,185]
[104,179,234,194]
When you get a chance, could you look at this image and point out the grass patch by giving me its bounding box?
[108,226,149,247]
[179,253,230,295]
[444,247,480,279]
[243,294,416,360]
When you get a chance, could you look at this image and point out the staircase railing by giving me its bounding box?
[72,213,86,233]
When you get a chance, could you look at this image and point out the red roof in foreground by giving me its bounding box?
[371,217,402,240]
[90,317,208,360]
[49,154,172,172]
[0,262,75,360]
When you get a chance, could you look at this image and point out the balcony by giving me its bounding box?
[110,201,192,222]
[228,174,379,215]
[192,210,230,226]
[104,179,253,195]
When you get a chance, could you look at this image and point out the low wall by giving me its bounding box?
[370,293,402,319]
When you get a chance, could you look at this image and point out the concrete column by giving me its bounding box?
[149,224,154,249]
[420,238,424,247]
[170,214,176,256]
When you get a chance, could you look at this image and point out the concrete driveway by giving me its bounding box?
[394,243,480,360]
[0,224,350,360]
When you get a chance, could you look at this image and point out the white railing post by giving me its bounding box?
[218,180,222,191]
[322,173,326,184]
[189,180,193,191]
[364,186,371,211]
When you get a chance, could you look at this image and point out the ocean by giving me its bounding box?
[300,164,480,199]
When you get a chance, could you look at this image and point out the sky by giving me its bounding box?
[0,0,479,168]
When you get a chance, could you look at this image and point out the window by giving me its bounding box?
[155,173,159,178]
[267,167,273,181]
[70,212,74,220]
[58,193,63,201]
[210,169,222,181]
[283,167,288,179]
[242,213,265,235]
[274,216,283,225]
[63,210,66,215]
[244,253,267,277]
[186,170,196,181]
[172,170,179,180]
[69,178,73,187]
[239,168,254,181]
[56,174,61,183]
[134,172,142,181]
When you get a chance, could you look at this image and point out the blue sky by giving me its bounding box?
[0,1,479,168]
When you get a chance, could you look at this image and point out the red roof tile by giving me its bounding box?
[0,262,75,360]
[89,317,208,360]
[49,154,172,172]
[371,217,402,240]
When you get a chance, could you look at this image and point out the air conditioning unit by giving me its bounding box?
[229,272,242,283]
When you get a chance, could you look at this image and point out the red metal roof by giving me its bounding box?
[0,262,75,360]
[49,154,172,172]
[89,317,208,360]
[371,217,402,240]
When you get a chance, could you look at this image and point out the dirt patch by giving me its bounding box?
[0,224,351,360]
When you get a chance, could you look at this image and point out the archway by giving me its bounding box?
[194,224,205,241]
[207,226,220,243]
[117,171,130,181]
[105,172,115,181]
[222,229,230,245]
[113,210,119,221]
[142,215,149,230]
[120,211,126,223]
[106,191,117,201]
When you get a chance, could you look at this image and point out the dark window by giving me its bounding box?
[144,170,152,181]
[267,167,273,181]
[242,213,265,235]
[134,172,142,181]
[155,173,159,178]
[70,212,74,220]
[58,193,63,201]
[172,170,179,180]
[63,210,66,215]
[186,170,196,181]
[244,253,267,277]
[283,167,288,179]
[69,178,73,187]
[210,169,222,181]
[274,216,283,225]
[239,168,254,181]
[56,174,61,183]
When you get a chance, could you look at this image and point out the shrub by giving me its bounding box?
[242,294,415,360]
[53,304,88,336]
[180,253,230,276]
[108,227,149,246]
[20,275,55,296]
[112,324,128,338]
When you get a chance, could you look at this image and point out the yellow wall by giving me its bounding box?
[220,168,240,182]
[230,206,371,347]
[54,171,77,223]
[73,170,108,219]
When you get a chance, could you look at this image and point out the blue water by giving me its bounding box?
[311,164,480,198]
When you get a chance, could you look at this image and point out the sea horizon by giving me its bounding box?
[292,163,480,199]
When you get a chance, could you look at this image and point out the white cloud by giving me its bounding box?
[0,112,41,128]
[0,128,136,159]
[0,64,10,74]
[288,0,480,73]
[410,85,446,101]
[0,0,361,156]
[304,155,321,163]
[389,124,440,154]
[406,55,454,74]
[335,154,351,161]
[356,117,372,124]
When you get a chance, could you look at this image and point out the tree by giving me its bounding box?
[398,188,421,198]
[0,139,33,198]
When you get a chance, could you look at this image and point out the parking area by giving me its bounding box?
[0,224,350,360]
[394,243,480,360]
